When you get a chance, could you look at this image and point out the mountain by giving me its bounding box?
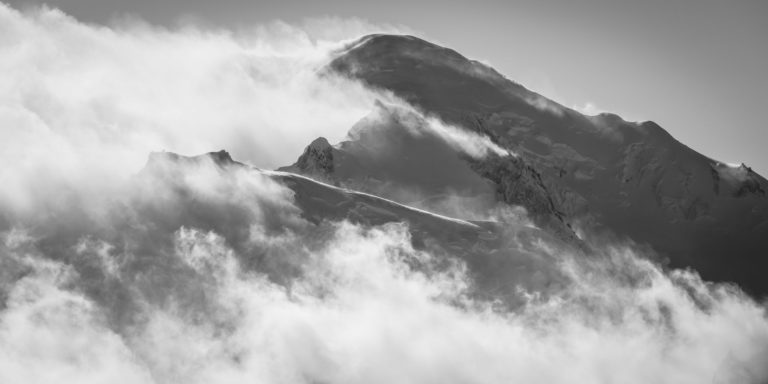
[283,34,768,297]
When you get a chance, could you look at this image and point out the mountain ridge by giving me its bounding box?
[141,149,576,308]
[287,33,768,296]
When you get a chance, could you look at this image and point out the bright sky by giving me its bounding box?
[8,0,768,173]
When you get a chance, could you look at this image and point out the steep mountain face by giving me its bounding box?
[284,34,768,296]
[279,101,577,242]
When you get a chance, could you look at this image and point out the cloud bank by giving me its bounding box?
[0,147,766,384]
[1,158,767,383]
[0,2,394,218]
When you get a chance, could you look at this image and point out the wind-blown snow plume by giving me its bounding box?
[0,3,767,384]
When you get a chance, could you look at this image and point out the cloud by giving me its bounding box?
[2,208,768,383]
[523,93,567,116]
[364,100,512,158]
[0,2,402,218]
[573,101,645,123]
[0,151,766,384]
[573,101,604,115]
[0,237,153,384]
[422,114,512,158]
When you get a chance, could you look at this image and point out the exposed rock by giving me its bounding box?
[278,137,335,182]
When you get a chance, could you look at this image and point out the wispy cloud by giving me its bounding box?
[572,101,604,115]
[0,3,400,216]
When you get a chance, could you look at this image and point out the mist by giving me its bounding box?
[0,2,394,218]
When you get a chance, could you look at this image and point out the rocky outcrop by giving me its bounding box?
[278,137,335,183]
[467,154,575,240]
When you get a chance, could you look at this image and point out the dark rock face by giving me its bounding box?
[281,137,335,182]
[296,34,768,297]
[467,154,575,241]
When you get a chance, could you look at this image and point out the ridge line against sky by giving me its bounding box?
[4,0,768,174]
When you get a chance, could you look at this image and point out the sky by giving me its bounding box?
[6,0,768,174]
